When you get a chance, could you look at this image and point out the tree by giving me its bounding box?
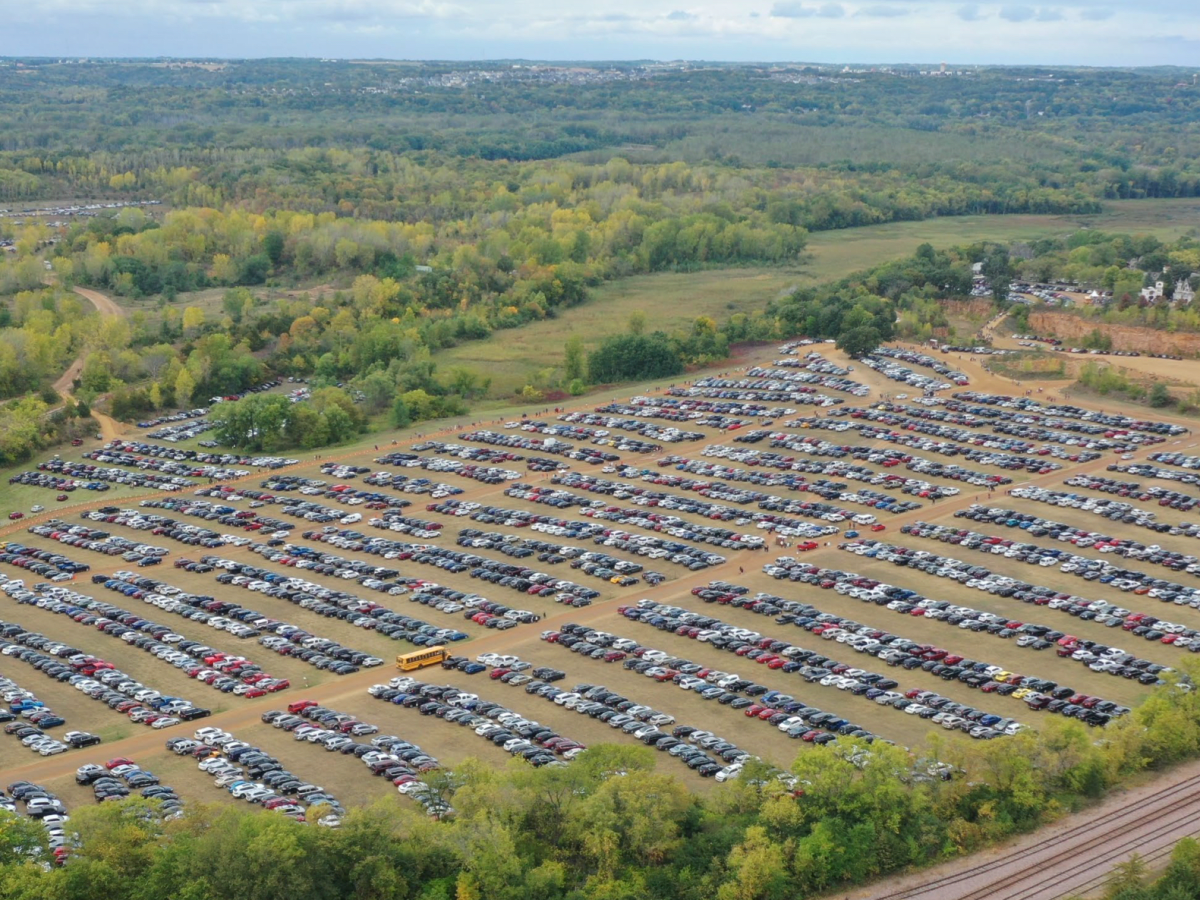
[175,368,196,406]
[238,253,271,285]
[628,310,647,335]
[262,230,286,266]
[222,287,254,323]
[181,306,206,336]
[587,332,683,383]
[1149,382,1173,408]
[836,325,882,358]
[981,247,1014,303]
[390,394,411,427]
[563,334,587,383]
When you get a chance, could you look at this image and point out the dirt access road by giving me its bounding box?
[51,285,126,441]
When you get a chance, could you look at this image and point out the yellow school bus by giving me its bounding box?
[397,646,450,671]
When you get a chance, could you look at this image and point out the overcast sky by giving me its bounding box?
[1,0,1197,66]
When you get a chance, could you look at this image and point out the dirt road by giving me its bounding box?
[52,285,125,440]
[72,286,126,319]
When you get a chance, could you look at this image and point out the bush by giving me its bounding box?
[1149,382,1173,407]
[587,332,684,383]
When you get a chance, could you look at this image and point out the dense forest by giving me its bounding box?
[1,60,1198,463]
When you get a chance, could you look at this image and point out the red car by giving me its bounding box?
[7,512,23,520]
[105,757,136,769]
[56,494,68,501]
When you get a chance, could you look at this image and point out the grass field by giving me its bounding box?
[437,198,1200,398]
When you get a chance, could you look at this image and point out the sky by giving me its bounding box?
[1,0,1197,66]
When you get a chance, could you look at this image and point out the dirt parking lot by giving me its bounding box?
[5,339,1200,818]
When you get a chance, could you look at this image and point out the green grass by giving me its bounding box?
[436,198,1200,398]
[437,267,804,397]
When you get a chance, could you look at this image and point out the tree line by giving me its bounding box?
[5,661,1200,900]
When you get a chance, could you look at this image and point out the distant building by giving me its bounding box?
[1174,279,1196,305]
[1140,280,1166,302]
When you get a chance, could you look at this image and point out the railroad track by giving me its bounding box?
[870,772,1200,900]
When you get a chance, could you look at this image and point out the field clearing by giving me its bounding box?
[438,198,1200,398]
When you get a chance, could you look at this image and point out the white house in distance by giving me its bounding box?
[1140,278,1197,304]
[1141,280,1167,302]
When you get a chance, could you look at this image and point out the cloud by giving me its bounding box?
[1036,7,1063,20]
[999,5,1036,21]
[666,9,696,19]
[957,3,984,20]
[770,1,844,16]
[857,3,909,15]
[770,1,816,16]
[1080,6,1114,18]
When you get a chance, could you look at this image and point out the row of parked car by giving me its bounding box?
[674,446,970,501]
[453,493,733,568]
[553,616,887,747]
[664,379,841,410]
[179,727,344,824]
[615,395,791,429]
[249,537,413,595]
[508,655,758,777]
[756,550,1128,726]
[0,676,81,755]
[503,419,664,457]
[1005,488,1182,537]
[830,405,1115,459]
[871,345,969,386]
[8,469,112,496]
[840,538,1170,693]
[135,407,208,430]
[457,429,622,467]
[760,421,1065,474]
[100,562,388,670]
[34,456,191,492]
[367,449,527,484]
[752,357,870,395]
[953,392,1185,437]
[14,579,287,698]
[83,447,250,483]
[76,757,182,820]
[1,540,90,580]
[2,781,70,862]
[557,411,705,444]
[1066,473,1200,510]
[372,677,583,768]
[0,612,208,728]
[626,600,1019,740]
[454,528,643,584]
[898,521,1200,633]
[198,552,465,654]
[264,700,444,817]
[593,401,750,433]
[97,438,298,470]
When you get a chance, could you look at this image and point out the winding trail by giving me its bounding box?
[52,285,126,441]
